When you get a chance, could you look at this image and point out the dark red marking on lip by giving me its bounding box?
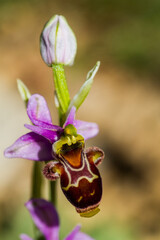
[43,142,104,217]
[62,175,102,211]
[59,145,102,214]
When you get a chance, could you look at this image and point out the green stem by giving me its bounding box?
[49,64,70,207]
[52,64,70,125]
[31,162,43,199]
[50,181,57,206]
[31,162,43,240]
[58,110,67,127]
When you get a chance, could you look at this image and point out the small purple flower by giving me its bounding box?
[20,198,94,240]
[4,94,104,217]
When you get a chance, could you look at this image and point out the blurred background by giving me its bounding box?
[1,0,160,239]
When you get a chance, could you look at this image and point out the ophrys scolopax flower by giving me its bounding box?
[4,94,104,217]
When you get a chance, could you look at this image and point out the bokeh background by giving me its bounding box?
[1,0,160,239]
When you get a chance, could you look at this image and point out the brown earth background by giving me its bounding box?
[1,0,160,240]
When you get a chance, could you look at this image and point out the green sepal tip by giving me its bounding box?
[68,61,100,112]
[17,79,31,106]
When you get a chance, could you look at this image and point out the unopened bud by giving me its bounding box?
[40,15,77,66]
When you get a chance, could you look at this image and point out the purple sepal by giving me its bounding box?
[64,107,99,140]
[65,225,94,240]
[24,124,59,143]
[26,199,59,240]
[64,107,75,126]
[4,132,53,161]
[20,234,33,240]
[27,94,53,126]
[29,121,61,131]
[74,120,99,140]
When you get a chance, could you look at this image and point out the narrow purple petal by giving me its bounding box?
[26,199,59,240]
[24,124,59,143]
[64,107,99,140]
[74,120,99,140]
[64,225,81,240]
[65,225,94,240]
[4,132,53,161]
[64,106,76,127]
[27,94,52,126]
[20,234,33,240]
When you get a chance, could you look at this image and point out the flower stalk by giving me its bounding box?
[52,64,70,126]
[50,181,57,206]
[51,62,72,204]
[31,162,43,199]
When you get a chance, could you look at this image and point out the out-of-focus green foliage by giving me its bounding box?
[76,0,160,80]
[0,205,138,240]
[1,0,160,81]
[91,221,138,240]
[0,205,32,240]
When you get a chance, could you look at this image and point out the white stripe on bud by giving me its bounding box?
[40,15,77,66]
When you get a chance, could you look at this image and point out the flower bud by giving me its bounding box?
[40,15,77,66]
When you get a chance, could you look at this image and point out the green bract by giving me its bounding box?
[52,64,70,114]
[17,79,31,106]
[68,61,100,112]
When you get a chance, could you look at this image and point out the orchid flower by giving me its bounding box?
[20,198,94,240]
[4,94,104,217]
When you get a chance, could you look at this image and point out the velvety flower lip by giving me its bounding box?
[20,198,94,240]
[4,94,99,161]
